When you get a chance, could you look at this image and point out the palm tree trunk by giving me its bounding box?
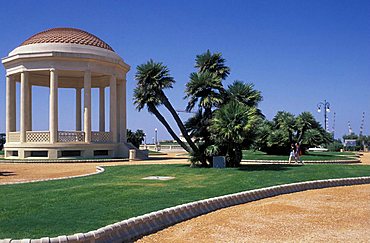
[288,130,293,144]
[148,104,191,153]
[297,126,306,143]
[160,93,199,153]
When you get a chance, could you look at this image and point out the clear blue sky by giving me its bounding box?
[0,0,369,141]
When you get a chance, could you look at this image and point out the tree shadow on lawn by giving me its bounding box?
[146,157,188,161]
[172,164,296,171]
[238,164,297,171]
[0,171,16,176]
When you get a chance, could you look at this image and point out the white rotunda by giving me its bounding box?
[2,28,133,159]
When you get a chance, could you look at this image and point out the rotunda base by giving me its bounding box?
[3,142,132,160]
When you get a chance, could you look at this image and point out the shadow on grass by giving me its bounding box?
[238,164,296,171]
[174,163,296,171]
[146,157,188,161]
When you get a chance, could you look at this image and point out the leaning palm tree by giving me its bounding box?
[210,101,259,167]
[134,60,198,153]
[133,85,190,152]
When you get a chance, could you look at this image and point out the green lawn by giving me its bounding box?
[1,164,370,238]
[242,150,357,161]
[148,150,167,155]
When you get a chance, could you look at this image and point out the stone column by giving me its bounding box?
[99,86,105,132]
[5,75,16,139]
[49,69,58,143]
[119,79,127,142]
[27,83,32,131]
[20,71,29,143]
[110,75,117,143]
[10,77,16,133]
[84,71,92,143]
[116,82,121,141]
[75,88,82,131]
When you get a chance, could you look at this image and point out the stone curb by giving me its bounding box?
[1,176,370,243]
[241,159,360,164]
[0,166,105,185]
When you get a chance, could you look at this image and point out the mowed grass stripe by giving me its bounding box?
[1,164,370,238]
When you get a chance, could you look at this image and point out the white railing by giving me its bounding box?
[140,144,185,152]
[91,131,113,143]
[58,131,85,143]
[6,131,115,144]
[8,132,20,142]
[26,131,50,143]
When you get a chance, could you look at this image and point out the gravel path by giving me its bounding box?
[137,153,370,242]
[0,153,189,184]
[138,184,370,242]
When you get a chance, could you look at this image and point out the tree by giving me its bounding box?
[224,81,262,106]
[295,112,320,142]
[0,133,5,150]
[184,50,232,166]
[127,129,145,148]
[195,49,230,80]
[210,101,259,167]
[135,52,263,168]
[185,71,224,114]
[256,111,333,154]
[134,60,197,153]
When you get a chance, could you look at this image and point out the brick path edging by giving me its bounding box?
[1,176,369,243]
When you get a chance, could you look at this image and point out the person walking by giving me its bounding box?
[289,144,296,164]
[295,142,303,164]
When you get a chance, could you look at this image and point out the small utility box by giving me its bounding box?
[213,156,226,168]
[129,149,136,161]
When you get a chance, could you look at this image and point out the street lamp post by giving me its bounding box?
[154,128,158,151]
[317,100,330,131]
[143,133,147,149]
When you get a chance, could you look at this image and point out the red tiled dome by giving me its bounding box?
[20,28,114,52]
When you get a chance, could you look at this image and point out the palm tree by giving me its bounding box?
[184,71,225,166]
[184,50,231,165]
[295,112,319,143]
[134,60,197,153]
[225,81,263,107]
[185,71,224,114]
[225,80,264,118]
[273,111,296,144]
[195,50,230,80]
[210,101,259,167]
